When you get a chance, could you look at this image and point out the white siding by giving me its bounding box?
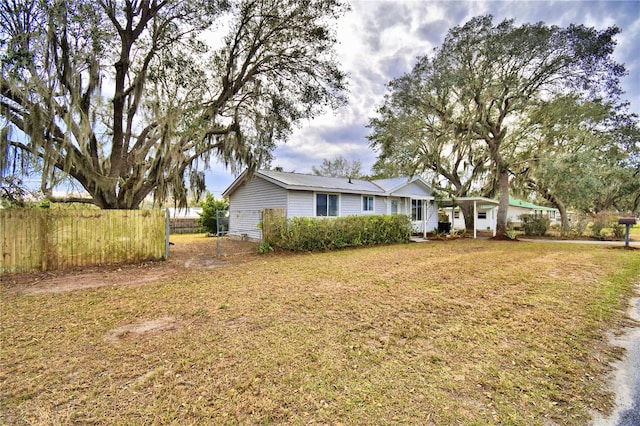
[287,190,313,217]
[375,197,388,215]
[228,176,288,240]
[507,207,529,224]
[392,181,430,197]
[340,193,361,216]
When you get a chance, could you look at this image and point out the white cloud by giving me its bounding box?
[211,0,640,190]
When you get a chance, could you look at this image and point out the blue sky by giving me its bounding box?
[206,0,640,197]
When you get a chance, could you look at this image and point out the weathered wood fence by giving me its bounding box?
[261,208,286,243]
[1,209,167,273]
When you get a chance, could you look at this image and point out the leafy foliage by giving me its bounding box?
[312,155,363,178]
[0,0,348,209]
[369,15,626,234]
[264,214,412,251]
[520,214,550,236]
[197,192,228,234]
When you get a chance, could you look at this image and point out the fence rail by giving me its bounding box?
[1,209,167,273]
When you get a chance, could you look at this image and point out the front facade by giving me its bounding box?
[222,170,439,240]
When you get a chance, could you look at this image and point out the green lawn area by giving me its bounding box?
[2,239,640,425]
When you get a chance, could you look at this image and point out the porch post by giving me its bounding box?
[423,199,427,239]
[473,200,477,239]
[451,206,455,230]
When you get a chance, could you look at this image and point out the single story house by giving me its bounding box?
[221,169,439,241]
[444,196,561,231]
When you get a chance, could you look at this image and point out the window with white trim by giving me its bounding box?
[411,199,423,221]
[478,211,487,219]
[316,193,339,217]
[362,195,374,212]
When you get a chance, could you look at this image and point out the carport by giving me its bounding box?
[439,197,500,238]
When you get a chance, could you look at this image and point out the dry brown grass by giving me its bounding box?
[2,239,639,425]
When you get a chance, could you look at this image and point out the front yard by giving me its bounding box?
[2,238,640,424]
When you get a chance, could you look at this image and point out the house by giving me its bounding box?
[444,196,560,231]
[504,197,560,227]
[221,170,439,241]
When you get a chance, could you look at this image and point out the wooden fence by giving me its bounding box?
[1,209,167,273]
[261,208,286,243]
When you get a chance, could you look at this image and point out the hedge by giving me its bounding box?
[264,214,413,251]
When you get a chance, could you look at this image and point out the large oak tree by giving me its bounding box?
[369,15,625,235]
[1,0,348,208]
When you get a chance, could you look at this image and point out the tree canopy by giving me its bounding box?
[1,0,349,208]
[369,15,628,234]
[312,155,363,178]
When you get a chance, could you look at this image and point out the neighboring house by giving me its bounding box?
[445,196,560,230]
[221,169,439,241]
[505,197,560,227]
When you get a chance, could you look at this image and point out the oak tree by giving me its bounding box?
[369,15,625,235]
[1,0,348,208]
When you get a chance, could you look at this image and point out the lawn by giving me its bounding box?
[2,239,640,425]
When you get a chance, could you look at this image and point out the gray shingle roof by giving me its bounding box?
[258,170,385,194]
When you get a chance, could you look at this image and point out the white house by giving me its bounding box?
[221,170,439,241]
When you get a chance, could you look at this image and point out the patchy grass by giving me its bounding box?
[2,240,640,425]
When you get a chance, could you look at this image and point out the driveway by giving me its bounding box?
[591,286,640,425]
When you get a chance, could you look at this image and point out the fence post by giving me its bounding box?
[41,210,49,272]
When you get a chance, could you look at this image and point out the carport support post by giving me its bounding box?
[473,200,477,239]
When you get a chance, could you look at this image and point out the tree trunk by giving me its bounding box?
[459,202,476,233]
[540,190,569,235]
[496,168,510,236]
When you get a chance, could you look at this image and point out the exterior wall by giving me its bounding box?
[338,193,359,216]
[475,208,496,230]
[228,177,288,240]
[507,206,529,224]
[287,190,314,218]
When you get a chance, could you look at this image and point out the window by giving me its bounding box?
[411,199,423,221]
[549,211,556,219]
[453,210,460,219]
[478,211,487,219]
[316,193,339,217]
[391,200,398,215]
[363,196,374,212]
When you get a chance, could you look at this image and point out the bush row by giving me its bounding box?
[264,214,413,251]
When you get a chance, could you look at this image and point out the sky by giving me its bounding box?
[206,0,640,197]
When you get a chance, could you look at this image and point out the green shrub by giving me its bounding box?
[520,214,550,236]
[264,214,413,251]
[589,212,626,240]
[198,192,229,234]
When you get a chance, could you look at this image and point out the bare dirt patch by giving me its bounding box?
[103,316,179,343]
[0,235,258,295]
